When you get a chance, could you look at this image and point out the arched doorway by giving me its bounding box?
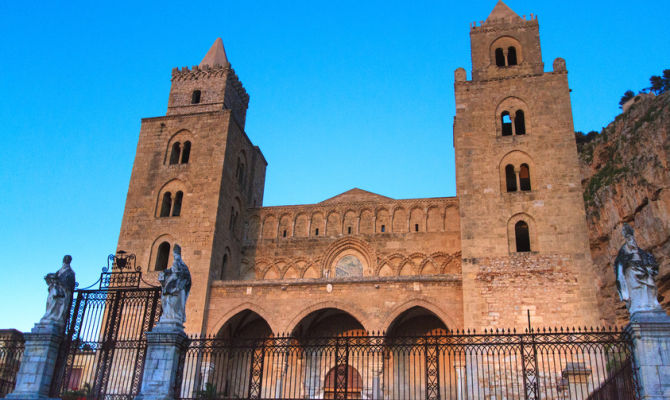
[216,309,273,339]
[290,308,368,398]
[193,310,273,399]
[385,307,449,400]
[291,307,366,338]
[386,306,448,336]
[323,364,363,399]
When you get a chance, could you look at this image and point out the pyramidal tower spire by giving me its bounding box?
[199,37,230,68]
[486,0,522,23]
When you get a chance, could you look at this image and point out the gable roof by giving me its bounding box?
[319,188,393,204]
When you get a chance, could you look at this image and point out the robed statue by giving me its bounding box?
[614,224,662,315]
[158,244,192,325]
[40,255,76,326]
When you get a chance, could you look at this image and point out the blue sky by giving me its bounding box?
[1,1,668,331]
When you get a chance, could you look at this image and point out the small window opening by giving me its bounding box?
[514,110,526,135]
[172,191,183,216]
[505,165,517,192]
[495,48,505,67]
[381,225,386,233]
[315,228,319,236]
[501,112,513,136]
[181,141,191,164]
[220,253,228,280]
[235,159,245,186]
[515,221,531,252]
[169,142,181,165]
[191,90,201,104]
[283,230,287,237]
[507,47,518,66]
[415,224,419,232]
[519,164,531,191]
[347,226,352,234]
[160,192,172,217]
[228,207,235,231]
[155,242,170,271]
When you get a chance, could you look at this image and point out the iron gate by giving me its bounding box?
[50,252,161,399]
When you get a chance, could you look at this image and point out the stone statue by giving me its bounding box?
[614,224,662,315]
[40,255,76,326]
[158,244,191,326]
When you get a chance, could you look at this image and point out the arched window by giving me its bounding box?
[501,112,513,136]
[495,48,505,67]
[235,158,245,186]
[169,142,181,165]
[507,46,518,66]
[155,242,170,271]
[515,221,531,252]
[191,90,201,104]
[220,252,228,280]
[160,192,172,217]
[505,165,517,192]
[515,110,526,135]
[181,141,191,164]
[519,164,531,191]
[172,191,183,216]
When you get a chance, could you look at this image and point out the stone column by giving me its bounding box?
[626,311,670,400]
[135,323,189,400]
[6,322,64,400]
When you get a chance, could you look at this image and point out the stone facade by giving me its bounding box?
[117,2,603,336]
[453,4,600,329]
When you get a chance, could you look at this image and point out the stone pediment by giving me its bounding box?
[319,188,393,204]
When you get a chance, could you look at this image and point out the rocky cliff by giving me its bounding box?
[579,92,670,324]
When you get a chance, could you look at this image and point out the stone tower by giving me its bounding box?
[453,1,601,329]
[117,38,267,333]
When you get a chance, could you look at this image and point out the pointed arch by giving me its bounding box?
[322,236,375,277]
[209,303,279,336]
[495,96,532,137]
[489,36,523,67]
[507,213,537,253]
[382,300,457,334]
[283,302,371,334]
[149,234,176,272]
[165,129,194,165]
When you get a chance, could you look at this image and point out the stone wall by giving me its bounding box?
[228,191,461,281]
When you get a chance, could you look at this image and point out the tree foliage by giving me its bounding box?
[575,130,599,145]
[648,69,670,95]
[619,90,635,108]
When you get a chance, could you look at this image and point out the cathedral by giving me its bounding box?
[116,1,603,338]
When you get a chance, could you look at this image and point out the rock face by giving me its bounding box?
[579,92,670,324]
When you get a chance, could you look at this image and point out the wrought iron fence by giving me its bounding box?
[176,327,637,400]
[49,251,161,400]
[0,336,24,398]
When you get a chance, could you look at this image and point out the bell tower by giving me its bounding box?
[117,38,267,334]
[453,1,601,329]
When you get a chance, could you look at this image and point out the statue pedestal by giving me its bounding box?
[135,323,189,400]
[6,322,64,400]
[626,310,670,400]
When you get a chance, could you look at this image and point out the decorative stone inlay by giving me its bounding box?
[335,255,363,278]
